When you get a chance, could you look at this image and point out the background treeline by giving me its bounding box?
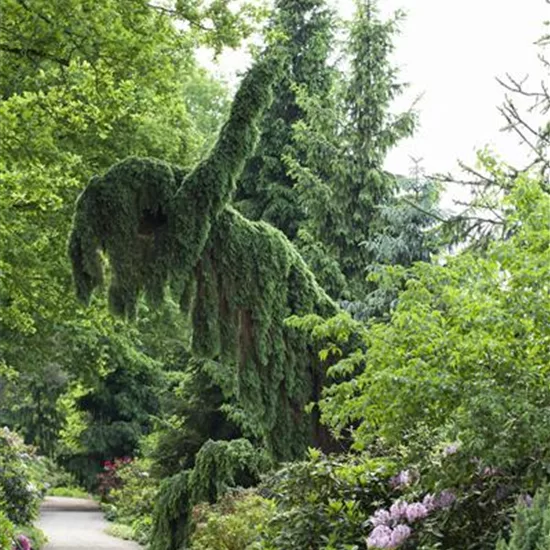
[1,0,549,549]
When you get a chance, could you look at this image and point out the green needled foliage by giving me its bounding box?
[236,0,335,240]
[70,157,182,316]
[151,471,193,550]
[68,10,340,545]
[288,0,418,302]
[496,486,550,550]
[150,439,270,550]
[195,206,334,458]
[70,51,284,314]
[69,49,335,457]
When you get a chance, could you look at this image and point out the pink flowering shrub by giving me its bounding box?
[366,491,455,548]
[257,441,530,549]
[13,534,31,550]
[97,456,133,500]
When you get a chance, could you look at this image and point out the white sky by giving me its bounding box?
[199,0,549,205]
[376,0,548,177]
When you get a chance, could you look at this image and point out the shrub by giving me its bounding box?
[12,526,47,550]
[109,459,157,520]
[150,438,271,550]
[37,456,83,492]
[259,450,398,550]
[106,523,134,541]
[130,515,154,545]
[101,458,157,544]
[97,457,133,501]
[0,427,42,524]
[256,448,522,550]
[0,510,15,549]
[190,489,275,550]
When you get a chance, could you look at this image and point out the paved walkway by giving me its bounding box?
[37,497,141,550]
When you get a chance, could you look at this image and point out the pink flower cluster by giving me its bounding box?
[366,491,456,549]
[389,469,413,489]
[103,456,132,471]
[367,525,411,549]
[13,535,31,550]
[97,456,133,498]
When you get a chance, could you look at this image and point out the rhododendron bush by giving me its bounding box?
[282,172,550,548]
[0,428,42,525]
[0,428,47,549]
[99,457,158,545]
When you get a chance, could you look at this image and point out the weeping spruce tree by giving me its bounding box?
[235,0,335,239]
[69,5,337,547]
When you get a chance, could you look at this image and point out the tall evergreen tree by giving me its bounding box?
[349,164,443,319]
[288,0,420,301]
[235,0,335,239]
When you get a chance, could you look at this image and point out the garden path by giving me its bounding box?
[37,497,142,550]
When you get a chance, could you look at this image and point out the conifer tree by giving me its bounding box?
[289,0,418,301]
[322,0,415,294]
[66,0,345,539]
[69,8,338,543]
[235,0,335,239]
[69,44,335,459]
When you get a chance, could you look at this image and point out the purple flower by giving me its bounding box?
[390,500,408,522]
[437,490,456,509]
[390,524,412,547]
[519,494,533,508]
[405,502,428,522]
[422,493,437,511]
[390,469,412,489]
[16,535,31,550]
[367,525,393,548]
[370,508,391,527]
[443,442,460,457]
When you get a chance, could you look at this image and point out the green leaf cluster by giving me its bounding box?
[0,0,234,483]
[286,167,550,548]
[190,489,275,550]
